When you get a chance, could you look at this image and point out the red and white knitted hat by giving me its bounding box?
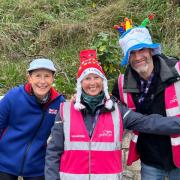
[74,49,113,110]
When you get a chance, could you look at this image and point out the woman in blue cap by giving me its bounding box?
[0,58,65,180]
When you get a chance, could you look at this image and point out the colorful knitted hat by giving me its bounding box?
[74,49,113,111]
[114,15,161,66]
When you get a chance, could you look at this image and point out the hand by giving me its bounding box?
[70,94,76,102]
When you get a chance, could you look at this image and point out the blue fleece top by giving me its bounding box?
[0,85,65,177]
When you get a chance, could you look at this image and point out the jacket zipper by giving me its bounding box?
[88,113,100,180]
[20,110,45,175]
[89,140,91,180]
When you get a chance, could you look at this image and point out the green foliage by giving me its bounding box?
[0,60,27,94]
[91,32,122,79]
[0,0,179,97]
[52,47,80,98]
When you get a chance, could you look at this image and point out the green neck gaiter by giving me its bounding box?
[81,91,105,113]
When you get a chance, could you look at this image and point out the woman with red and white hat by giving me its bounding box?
[45,50,180,180]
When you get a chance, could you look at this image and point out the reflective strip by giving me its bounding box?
[174,81,180,110]
[171,136,180,146]
[166,106,180,116]
[62,102,122,151]
[131,134,138,143]
[166,81,180,116]
[60,172,122,180]
[64,141,121,151]
[62,102,71,150]
[118,75,135,110]
[123,92,128,105]
[113,103,122,149]
[118,74,125,104]
[119,75,128,104]
[123,109,131,119]
[60,102,64,120]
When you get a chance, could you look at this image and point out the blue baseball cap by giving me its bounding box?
[27,58,56,72]
[119,26,161,66]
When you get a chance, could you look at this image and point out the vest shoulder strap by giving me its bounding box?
[165,81,180,116]
[59,101,71,121]
[118,74,125,104]
[118,74,136,110]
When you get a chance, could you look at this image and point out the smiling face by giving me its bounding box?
[28,69,54,100]
[81,73,103,96]
[129,48,154,80]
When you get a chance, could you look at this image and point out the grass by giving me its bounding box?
[0,0,179,97]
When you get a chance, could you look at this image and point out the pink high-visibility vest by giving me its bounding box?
[118,61,180,167]
[59,101,123,180]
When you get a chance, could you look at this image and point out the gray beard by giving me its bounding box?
[134,63,153,80]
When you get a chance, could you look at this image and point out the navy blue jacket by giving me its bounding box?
[0,84,65,177]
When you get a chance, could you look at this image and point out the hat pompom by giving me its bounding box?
[74,80,86,111]
[74,101,86,111]
[103,79,113,110]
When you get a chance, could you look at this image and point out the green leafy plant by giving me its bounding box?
[0,0,179,97]
[91,32,123,80]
